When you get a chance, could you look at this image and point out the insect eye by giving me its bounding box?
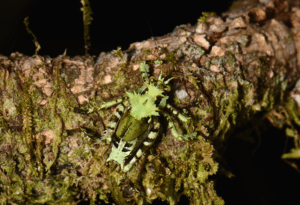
[149,76,156,82]
[164,85,171,92]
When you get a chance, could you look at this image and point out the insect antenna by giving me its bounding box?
[143,13,157,48]
[144,13,163,62]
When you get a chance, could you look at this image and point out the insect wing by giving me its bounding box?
[116,109,149,142]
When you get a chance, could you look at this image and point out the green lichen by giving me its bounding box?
[197,12,217,23]
[24,16,41,55]
[112,46,125,61]
[182,42,205,60]
[166,51,177,67]
[142,49,151,55]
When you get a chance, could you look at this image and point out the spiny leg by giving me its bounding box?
[137,61,154,94]
[162,110,183,141]
[162,110,196,141]
[139,61,150,84]
[165,104,197,138]
[165,104,191,123]
[123,117,161,172]
[88,98,125,113]
[102,104,126,143]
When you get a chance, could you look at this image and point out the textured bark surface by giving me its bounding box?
[1,0,300,204]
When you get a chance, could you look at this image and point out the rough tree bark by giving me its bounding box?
[1,0,300,204]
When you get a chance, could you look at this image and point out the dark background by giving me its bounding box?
[1,0,300,204]
[0,0,234,57]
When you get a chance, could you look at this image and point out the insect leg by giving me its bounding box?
[165,104,191,123]
[103,104,125,143]
[88,98,125,113]
[161,110,196,141]
[139,61,150,84]
[161,110,184,141]
[123,117,161,172]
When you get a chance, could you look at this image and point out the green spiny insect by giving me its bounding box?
[90,61,196,172]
